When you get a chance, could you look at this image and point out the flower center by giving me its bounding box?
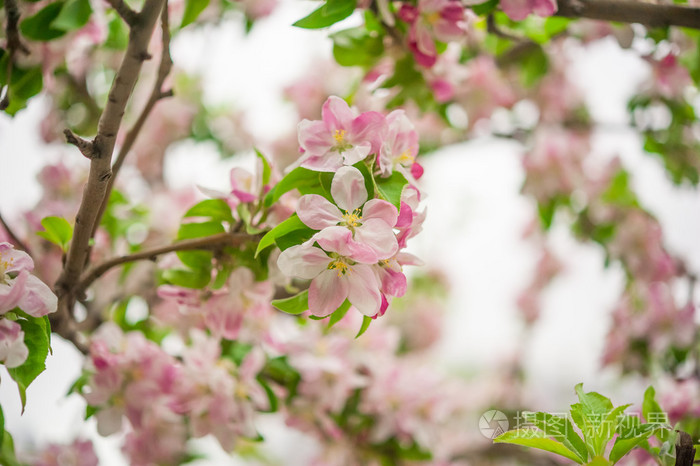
[425,11,441,25]
[0,254,14,284]
[398,150,415,165]
[328,259,350,277]
[342,209,362,228]
[333,129,346,144]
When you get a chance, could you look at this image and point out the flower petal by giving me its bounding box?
[309,269,349,317]
[322,96,355,131]
[331,166,368,212]
[297,194,343,230]
[355,219,399,260]
[0,319,28,368]
[346,264,381,316]
[314,227,378,263]
[277,244,330,279]
[340,142,372,166]
[362,199,398,227]
[0,243,34,273]
[18,274,58,317]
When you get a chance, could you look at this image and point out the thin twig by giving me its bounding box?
[92,2,174,239]
[77,232,256,292]
[63,129,94,158]
[105,0,139,25]
[0,211,31,254]
[487,14,524,42]
[1,0,30,111]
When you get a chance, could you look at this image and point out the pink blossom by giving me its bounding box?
[646,53,692,99]
[32,439,99,466]
[277,228,383,317]
[0,242,57,317]
[395,186,426,249]
[378,110,422,180]
[500,0,557,21]
[0,319,28,368]
[297,96,385,172]
[398,0,467,67]
[297,166,398,260]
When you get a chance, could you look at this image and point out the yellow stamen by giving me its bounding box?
[328,259,350,277]
[333,129,346,144]
[342,208,362,228]
[398,150,415,165]
[426,11,441,24]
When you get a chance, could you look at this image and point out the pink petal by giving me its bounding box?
[322,96,355,131]
[346,264,381,316]
[500,0,532,20]
[297,195,343,230]
[354,219,399,260]
[362,199,399,227]
[410,162,424,179]
[298,120,334,157]
[233,189,257,203]
[0,319,28,368]
[277,244,330,279]
[300,152,345,172]
[0,270,28,314]
[340,142,372,166]
[331,166,368,212]
[398,4,418,22]
[18,274,58,317]
[532,0,557,17]
[380,267,407,297]
[0,243,34,273]
[414,22,437,58]
[351,111,386,155]
[309,269,349,317]
[314,227,378,263]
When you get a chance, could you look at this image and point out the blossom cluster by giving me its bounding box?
[0,242,57,368]
[277,96,425,318]
[82,324,268,465]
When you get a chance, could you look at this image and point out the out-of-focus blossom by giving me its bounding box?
[645,53,692,100]
[31,439,99,466]
[398,0,468,67]
[500,0,557,21]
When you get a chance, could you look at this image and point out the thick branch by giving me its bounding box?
[77,232,256,292]
[92,4,174,239]
[57,0,166,302]
[555,0,700,29]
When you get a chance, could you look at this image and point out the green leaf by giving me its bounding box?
[0,404,4,450]
[184,199,234,223]
[575,383,614,417]
[610,425,658,464]
[264,167,330,207]
[493,429,584,464]
[328,299,351,328]
[51,0,92,31]
[642,386,670,442]
[356,315,372,338]
[293,0,357,29]
[162,268,211,289]
[255,148,272,186]
[255,214,308,257]
[522,411,588,462]
[1,62,43,116]
[374,171,408,210]
[471,0,498,15]
[177,221,225,240]
[105,13,128,49]
[7,316,51,412]
[272,290,309,315]
[331,26,384,67]
[20,2,67,41]
[36,216,73,251]
[181,0,209,28]
[0,429,20,466]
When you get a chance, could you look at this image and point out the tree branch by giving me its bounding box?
[1,0,30,111]
[555,0,700,29]
[56,0,166,310]
[92,3,174,239]
[77,232,257,293]
[105,0,139,26]
[0,211,30,254]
